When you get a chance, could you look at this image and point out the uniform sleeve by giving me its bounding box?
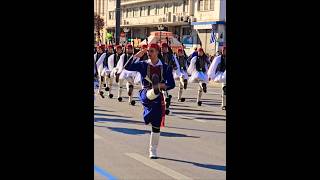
[187,56,197,74]
[124,57,144,73]
[116,54,125,73]
[108,54,115,70]
[207,56,221,79]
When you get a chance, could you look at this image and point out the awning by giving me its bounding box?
[191,21,225,30]
[191,21,225,25]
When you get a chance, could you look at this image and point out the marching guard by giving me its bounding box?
[174,48,189,102]
[208,46,226,110]
[107,45,123,98]
[115,44,137,105]
[187,48,211,106]
[158,43,179,114]
[124,43,175,159]
[96,45,114,98]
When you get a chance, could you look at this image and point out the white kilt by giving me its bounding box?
[189,71,208,83]
[174,69,188,80]
[100,67,111,77]
[119,69,137,81]
[134,72,142,85]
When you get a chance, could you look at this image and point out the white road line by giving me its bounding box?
[125,153,193,180]
[171,113,207,123]
[94,133,103,140]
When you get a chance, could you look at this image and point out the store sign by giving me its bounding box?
[193,24,213,30]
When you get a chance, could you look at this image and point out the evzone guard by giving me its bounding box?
[208,46,226,110]
[96,45,114,98]
[124,43,175,159]
[188,48,211,106]
[174,48,189,102]
[107,45,123,98]
[114,44,137,105]
[158,43,179,114]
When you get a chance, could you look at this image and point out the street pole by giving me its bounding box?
[115,0,121,45]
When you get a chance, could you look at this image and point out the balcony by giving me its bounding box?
[121,0,158,6]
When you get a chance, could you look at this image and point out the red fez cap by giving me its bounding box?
[161,43,168,48]
[107,45,113,49]
[115,45,122,49]
[97,44,105,49]
[148,43,160,50]
[198,48,204,52]
[126,44,133,49]
[141,44,148,49]
[177,48,183,53]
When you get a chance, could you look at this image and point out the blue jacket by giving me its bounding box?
[124,59,175,91]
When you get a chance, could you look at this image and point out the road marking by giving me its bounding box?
[94,164,118,180]
[171,113,207,123]
[125,153,193,180]
[94,133,103,139]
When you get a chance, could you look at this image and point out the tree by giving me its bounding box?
[94,14,105,43]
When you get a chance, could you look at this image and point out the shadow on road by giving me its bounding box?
[94,109,114,112]
[157,157,226,171]
[94,125,200,138]
[95,117,225,133]
[95,117,144,125]
[94,113,132,119]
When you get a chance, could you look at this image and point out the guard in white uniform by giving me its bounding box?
[187,48,211,106]
[174,48,189,102]
[107,45,123,98]
[115,44,137,105]
[208,46,226,110]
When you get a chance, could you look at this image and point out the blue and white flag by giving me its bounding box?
[210,31,215,44]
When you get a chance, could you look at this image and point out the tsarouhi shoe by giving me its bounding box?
[130,100,136,106]
[197,101,202,106]
[202,83,207,93]
[105,87,110,91]
[108,94,113,98]
[99,91,105,98]
[117,97,122,102]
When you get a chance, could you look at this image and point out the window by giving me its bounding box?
[198,0,214,11]
[134,7,139,17]
[155,5,159,15]
[199,0,204,11]
[173,3,177,13]
[150,5,155,16]
[109,11,114,20]
[141,6,146,16]
[168,3,173,13]
[204,0,209,10]
[147,6,151,16]
[210,0,214,10]
[165,4,168,14]
[126,9,128,18]
[183,0,189,12]
[128,8,133,18]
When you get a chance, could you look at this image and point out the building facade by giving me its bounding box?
[94,0,108,44]
[104,0,225,55]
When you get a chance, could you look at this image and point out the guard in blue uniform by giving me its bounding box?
[124,43,175,159]
[158,43,179,114]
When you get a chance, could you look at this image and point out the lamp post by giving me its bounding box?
[158,24,164,44]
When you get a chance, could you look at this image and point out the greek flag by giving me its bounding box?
[210,31,215,44]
